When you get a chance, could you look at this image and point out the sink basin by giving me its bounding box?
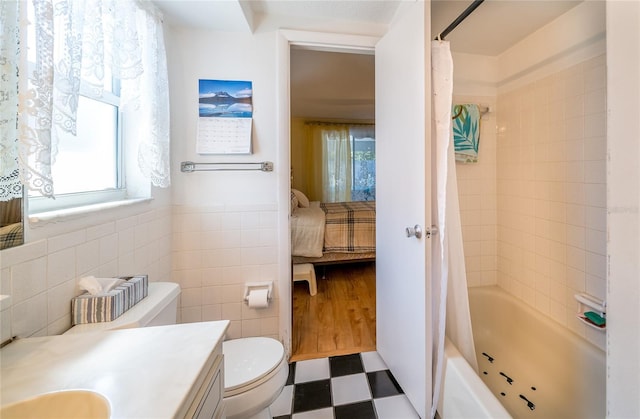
[0,389,110,418]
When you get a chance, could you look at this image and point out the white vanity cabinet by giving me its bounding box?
[182,341,225,419]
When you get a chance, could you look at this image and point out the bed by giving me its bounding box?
[0,222,23,250]
[290,189,375,266]
[0,198,23,250]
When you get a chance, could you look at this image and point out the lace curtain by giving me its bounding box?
[0,0,170,200]
[0,1,22,201]
[302,123,354,202]
[321,126,352,202]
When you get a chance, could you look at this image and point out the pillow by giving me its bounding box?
[291,189,310,208]
[290,191,299,214]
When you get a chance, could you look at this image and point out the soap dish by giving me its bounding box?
[574,293,606,331]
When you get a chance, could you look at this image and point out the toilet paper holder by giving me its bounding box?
[243,281,273,304]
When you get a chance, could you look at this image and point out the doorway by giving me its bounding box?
[278,10,433,414]
[289,47,377,361]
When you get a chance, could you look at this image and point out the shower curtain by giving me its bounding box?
[430,40,478,419]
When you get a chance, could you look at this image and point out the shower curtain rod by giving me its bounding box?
[435,0,485,41]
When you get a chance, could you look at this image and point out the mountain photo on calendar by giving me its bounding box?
[198,79,253,118]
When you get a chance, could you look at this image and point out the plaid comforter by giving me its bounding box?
[0,223,23,250]
[320,201,375,253]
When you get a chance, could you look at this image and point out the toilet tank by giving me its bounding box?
[64,282,181,335]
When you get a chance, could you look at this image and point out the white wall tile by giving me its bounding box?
[181,287,202,308]
[12,293,47,337]
[11,257,47,303]
[170,206,280,337]
[222,302,242,321]
[48,280,76,323]
[47,248,76,288]
[75,239,101,276]
[99,233,119,264]
[584,160,606,184]
[175,269,202,289]
[585,206,606,231]
[2,240,47,267]
[455,95,498,286]
[202,304,222,321]
[86,222,115,241]
[584,136,606,161]
[201,267,223,286]
[117,227,135,255]
[2,205,173,338]
[48,230,85,253]
[497,55,606,348]
[181,306,202,323]
[584,113,606,138]
[221,284,243,304]
[241,319,261,337]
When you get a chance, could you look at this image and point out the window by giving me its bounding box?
[25,0,126,214]
[19,0,171,217]
[28,82,125,213]
[304,123,375,203]
[350,132,375,201]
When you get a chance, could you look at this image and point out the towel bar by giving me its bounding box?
[180,161,273,172]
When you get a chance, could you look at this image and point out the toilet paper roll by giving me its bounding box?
[247,289,270,308]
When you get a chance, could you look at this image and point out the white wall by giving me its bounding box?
[606,0,640,416]
[166,27,282,340]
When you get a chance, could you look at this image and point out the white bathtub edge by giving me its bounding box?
[437,338,512,419]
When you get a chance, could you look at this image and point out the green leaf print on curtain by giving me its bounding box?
[452,104,480,163]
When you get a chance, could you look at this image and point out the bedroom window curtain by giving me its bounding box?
[8,0,170,199]
[303,124,353,202]
[322,126,352,202]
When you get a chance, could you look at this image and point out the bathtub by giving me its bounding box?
[438,286,606,418]
[438,337,511,418]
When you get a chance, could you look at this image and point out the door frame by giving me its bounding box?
[275,30,380,357]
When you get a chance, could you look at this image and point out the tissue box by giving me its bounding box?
[72,275,148,325]
[117,275,149,311]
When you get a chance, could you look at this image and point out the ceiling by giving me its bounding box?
[154,0,584,56]
[290,48,375,119]
[431,0,583,56]
[154,0,585,120]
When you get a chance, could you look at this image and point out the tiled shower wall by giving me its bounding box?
[0,207,172,343]
[171,205,279,340]
[455,95,498,287]
[496,54,607,349]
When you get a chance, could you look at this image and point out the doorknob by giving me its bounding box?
[405,225,423,239]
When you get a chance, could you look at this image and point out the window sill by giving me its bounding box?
[29,198,153,226]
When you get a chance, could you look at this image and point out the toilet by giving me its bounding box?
[65,282,288,419]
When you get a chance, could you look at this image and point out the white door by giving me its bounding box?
[375,2,432,417]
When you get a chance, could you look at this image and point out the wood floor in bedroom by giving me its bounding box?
[291,261,376,362]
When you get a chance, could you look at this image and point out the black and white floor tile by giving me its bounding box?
[269,351,420,419]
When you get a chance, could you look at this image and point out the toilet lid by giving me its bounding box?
[223,337,285,392]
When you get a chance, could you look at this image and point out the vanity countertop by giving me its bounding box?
[1,320,229,418]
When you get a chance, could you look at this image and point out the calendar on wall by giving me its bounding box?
[197,79,253,154]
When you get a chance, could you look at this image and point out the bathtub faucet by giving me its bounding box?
[499,372,514,385]
[481,352,494,363]
[519,394,536,410]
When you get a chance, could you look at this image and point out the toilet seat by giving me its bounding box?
[223,337,286,397]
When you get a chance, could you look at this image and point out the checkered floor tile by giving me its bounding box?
[269,352,420,419]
